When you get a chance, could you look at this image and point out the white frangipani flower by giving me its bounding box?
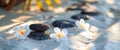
[9,24,31,39]
[50,27,68,42]
[76,19,90,30]
[14,25,30,39]
[51,28,72,50]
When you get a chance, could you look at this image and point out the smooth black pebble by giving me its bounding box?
[71,14,89,20]
[52,20,76,28]
[80,11,102,16]
[27,31,50,40]
[30,24,49,32]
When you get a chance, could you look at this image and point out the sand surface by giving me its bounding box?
[0,0,120,50]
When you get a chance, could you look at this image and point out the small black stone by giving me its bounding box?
[30,24,49,32]
[71,14,89,20]
[80,11,102,16]
[27,31,50,40]
[52,20,76,28]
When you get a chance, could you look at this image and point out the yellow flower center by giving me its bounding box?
[19,29,26,35]
[56,33,63,38]
[80,24,84,28]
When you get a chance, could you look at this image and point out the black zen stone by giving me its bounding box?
[80,11,102,16]
[27,31,50,40]
[71,14,89,20]
[52,20,76,28]
[30,24,49,32]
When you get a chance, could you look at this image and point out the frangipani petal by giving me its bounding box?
[14,26,21,31]
[50,33,60,42]
[25,25,30,30]
[50,33,56,39]
[54,27,61,33]
[79,19,85,24]
[25,25,31,35]
[14,32,19,38]
[75,21,80,27]
[62,29,68,35]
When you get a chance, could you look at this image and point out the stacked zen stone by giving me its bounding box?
[28,24,50,40]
